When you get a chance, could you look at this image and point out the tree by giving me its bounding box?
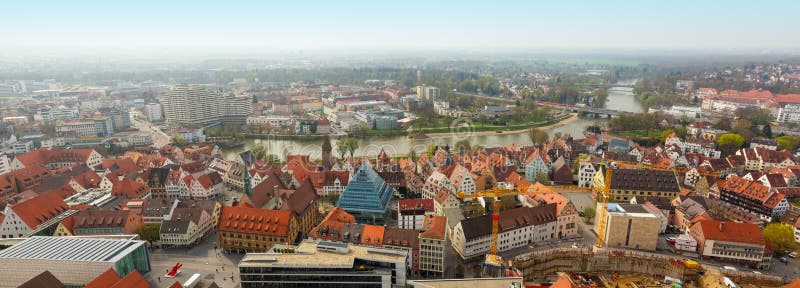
[528,128,549,148]
[762,223,798,253]
[582,207,596,224]
[535,172,550,184]
[337,137,358,159]
[777,135,800,151]
[135,223,161,244]
[717,133,745,156]
[737,107,773,126]
[171,133,186,145]
[660,129,675,143]
[714,115,733,131]
[251,144,268,160]
[762,125,772,138]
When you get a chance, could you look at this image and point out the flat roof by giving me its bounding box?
[607,203,656,217]
[0,236,146,263]
[239,240,405,268]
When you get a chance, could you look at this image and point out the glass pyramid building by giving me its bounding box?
[336,162,394,224]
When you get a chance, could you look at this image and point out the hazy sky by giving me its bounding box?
[3,0,800,56]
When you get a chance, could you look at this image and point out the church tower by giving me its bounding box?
[322,135,333,169]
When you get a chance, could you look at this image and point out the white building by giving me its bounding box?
[0,152,9,174]
[578,162,598,188]
[144,103,163,122]
[246,115,293,126]
[397,199,435,230]
[56,121,97,140]
[417,85,440,102]
[777,104,800,123]
[422,171,455,199]
[451,204,557,259]
[12,141,34,154]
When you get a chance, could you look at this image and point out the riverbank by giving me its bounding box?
[422,113,579,138]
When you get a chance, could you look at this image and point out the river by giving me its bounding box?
[221,80,640,160]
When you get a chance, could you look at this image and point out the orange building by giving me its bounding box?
[218,206,297,252]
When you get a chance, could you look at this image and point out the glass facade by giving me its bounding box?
[336,162,393,224]
[113,244,151,277]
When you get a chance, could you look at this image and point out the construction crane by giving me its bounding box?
[593,159,720,178]
[594,163,612,248]
[457,185,542,278]
[457,185,538,255]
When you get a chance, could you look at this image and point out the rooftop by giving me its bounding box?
[0,236,146,263]
[239,240,405,269]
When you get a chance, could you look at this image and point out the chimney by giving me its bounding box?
[117,173,124,181]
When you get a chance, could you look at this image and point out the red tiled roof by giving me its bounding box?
[361,225,385,245]
[219,205,291,236]
[84,268,121,288]
[693,219,765,245]
[11,190,68,229]
[111,179,149,199]
[14,148,95,168]
[398,198,434,214]
[110,270,152,288]
[419,215,446,239]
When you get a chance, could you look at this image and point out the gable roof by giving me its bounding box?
[693,219,765,246]
[11,190,69,229]
[218,205,291,237]
[84,268,122,288]
[460,204,557,241]
[286,178,317,216]
[18,271,65,288]
[110,270,152,288]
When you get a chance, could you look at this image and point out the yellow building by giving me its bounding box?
[596,203,660,251]
[593,168,680,202]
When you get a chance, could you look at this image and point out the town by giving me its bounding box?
[1,57,800,288]
[2,2,800,288]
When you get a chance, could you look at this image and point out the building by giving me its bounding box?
[10,148,103,171]
[417,85,440,102]
[144,103,163,122]
[777,103,800,123]
[397,198,435,230]
[337,162,393,224]
[218,205,298,253]
[160,207,213,247]
[716,176,789,222]
[0,152,9,175]
[83,268,154,288]
[13,140,34,154]
[528,193,580,239]
[593,168,681,202]
[161,85,252,126]
[0,236,150,287]
[451,204,557,259]
[578,162,598,188]
[418,215,446,277]
[55,209,143,236]
[0,191,69,238]
[689,220,768,269]
[595,203,660,251]
[238,240,407,288]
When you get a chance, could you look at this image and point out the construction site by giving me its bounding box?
[513,247,789,288]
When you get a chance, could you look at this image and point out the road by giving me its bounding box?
[131,112,171,148]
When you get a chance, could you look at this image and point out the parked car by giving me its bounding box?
[779,257,788,263]
[789,252,798,258]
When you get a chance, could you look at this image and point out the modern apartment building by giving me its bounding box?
[161,85,252,126]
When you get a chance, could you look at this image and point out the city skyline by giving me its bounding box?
[3,0,800,59]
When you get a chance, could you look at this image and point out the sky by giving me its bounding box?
[2,0,800,57]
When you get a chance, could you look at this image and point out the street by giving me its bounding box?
[130,111,171,148]
[145,233,244,288]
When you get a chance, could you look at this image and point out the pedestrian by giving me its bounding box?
[158,277,161,282]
